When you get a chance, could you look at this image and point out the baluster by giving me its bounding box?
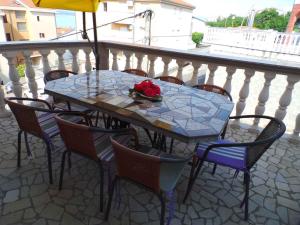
[70,49,79,73]
[191,61,202,86]
[206,64,218,85]
[275,75,300,120]
[3,52,23,99]
[289,114,300,144]
[0,81,11,118]
[176,59,186,80]
[23,50,38,99]
[83,48,92,72]
[231,69,255,128]
[40,49,51,77]
[223,66,236,93]
[111,49,119,71]
[249,71,276,133]
[55,49,66,70]
[162,57,171,76]
[147,55,157,78]
[135,53,144,70]
[123,51,133,70]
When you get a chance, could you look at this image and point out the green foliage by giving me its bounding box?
[192,32,204,46]
[206,9,290,32]
[16,64,25,78]
[254,8,290,32]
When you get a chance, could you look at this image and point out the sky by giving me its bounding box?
[185,0,295,20]
[56,11,76,28]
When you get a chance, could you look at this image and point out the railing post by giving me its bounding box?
[289,113,300,144]
[148,55,157,78]
[191,61,201,86]
[110,49,119,71]
[23,50,38,99]
[123,50,133,70]
[99,43,109,70]
[40,49,51,77]
[70,48,79,73]
[232,69,255,128]
[0,81,11,118]
[3,52,23,99]
[162,57,171,76]
[223,66,236,93]
[176,59,186,81]
[206,64,218,85]
[135,53,144,70]
[249,71,276,133]
[275,75,300,121]
[83,48,92,72]
[55,49,66,70]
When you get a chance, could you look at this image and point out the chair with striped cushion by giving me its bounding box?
[183,115,286,220]
[55,112,133,212]
[5,97,81,184]
[122,69,148,77]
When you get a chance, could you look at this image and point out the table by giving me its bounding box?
[44,70,234,143]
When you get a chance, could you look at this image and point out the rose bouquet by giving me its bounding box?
[129,80,162,101]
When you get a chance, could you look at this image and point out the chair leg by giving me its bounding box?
[212,163,217,175]
[158,194,166,225]
[67,152,72,169]
[244,171,250,220]
[169,138,174,154]
[24,132,33,158]
[45,141,53,184]
[105,177,117,220]
[17,130,22,168]
[98,162,104,212]
[59,150,68,190]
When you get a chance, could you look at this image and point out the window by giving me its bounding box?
[15,11,26,19]
[6,33,11,41]
[17,22,27,31]
[103,2,107,12]
[37,16,40,21]
[3,15,8,23]
[39,33,45,38]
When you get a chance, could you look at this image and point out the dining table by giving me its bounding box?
[44,70,234,144]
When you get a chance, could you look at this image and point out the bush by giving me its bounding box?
[16,64,25,77]
[192,32,204,46]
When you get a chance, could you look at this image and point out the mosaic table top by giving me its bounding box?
[45,70,234,143]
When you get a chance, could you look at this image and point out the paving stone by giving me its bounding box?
[32,192,51,207]
[3,198,31,215]
[30,183,48,197]
[0,211,23,225]
[40,203,64,220]
[3,189,19,203]
[32,218,47,225]
[1,179,21,191]
[130,211,149,223]
[277,196,300,212]
[24,208,36,219]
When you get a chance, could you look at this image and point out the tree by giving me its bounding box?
[192,32,204,46]
[207,15,247,27]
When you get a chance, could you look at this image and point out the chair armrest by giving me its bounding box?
[229,114,275,120]
[7,97,53,110]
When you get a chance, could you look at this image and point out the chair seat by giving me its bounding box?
[38,112,82,138]
[54,102,92,112]
[94,133,132,162]
[196,139,246,170]
[138,147,186,192]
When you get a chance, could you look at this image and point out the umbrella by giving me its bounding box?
[32,0,101,70]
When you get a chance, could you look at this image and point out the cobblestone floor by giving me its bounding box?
[0,116,300,225]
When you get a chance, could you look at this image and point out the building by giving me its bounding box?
[0,0,57,41]
[191,16,207,33]
[287,0,300,32]
[0,10,6,42]
[75,0,195,50]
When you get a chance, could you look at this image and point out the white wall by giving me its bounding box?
[191,19,207,33]
[0,13,6,42]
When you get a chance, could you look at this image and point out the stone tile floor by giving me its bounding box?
[0,116,300,225]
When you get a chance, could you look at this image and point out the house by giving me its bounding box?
[191,16,207,33]
[75,0,195,50]
[0,0,57,41]
[0,10,6,42]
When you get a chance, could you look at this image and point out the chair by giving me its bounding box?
[193,84,233,102]
[155,76,184,85]
[5,97,81,184]
[55,112,133,211]
[44,70,77,83]
[183,115,286,220]
[122,69,148,77]
[105,131,191,225]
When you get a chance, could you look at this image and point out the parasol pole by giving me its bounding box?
[92,12,100,70]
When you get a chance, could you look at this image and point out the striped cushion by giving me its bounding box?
[54,102,92,112]
[196,139,246,170]
[94,133,132,162]
[38,112,82,138]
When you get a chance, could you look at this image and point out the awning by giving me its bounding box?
[32,0,100,12]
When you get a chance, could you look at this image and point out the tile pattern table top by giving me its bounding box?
[45,70,234,143]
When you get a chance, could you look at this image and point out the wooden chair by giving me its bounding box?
[193,84,233,101]
[183,115,286,220]
[55,112,133,211]
[155,76,184,85]
[122,69,148,77]
[105,131,192,225]
[5,97,81,184]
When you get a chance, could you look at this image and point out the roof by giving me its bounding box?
[192,16,207,23]
[0,0,35,8]
[126,0,195,10]
[165,0,194,9]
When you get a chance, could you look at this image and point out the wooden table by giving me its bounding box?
[44,70,234,143]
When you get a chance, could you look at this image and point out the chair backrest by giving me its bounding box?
[5,98,44,138]
[55,113,98,160]
[247,117,285,168]
[122,69,148,77]
[155,76,184,85]
[110,136,161,193]
[44,70,77,83]
[193,84,233,101]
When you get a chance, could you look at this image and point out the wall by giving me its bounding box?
[191,19,207,33]
[0,12,6,42]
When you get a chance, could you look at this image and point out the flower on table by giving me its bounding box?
[132,80,161,97]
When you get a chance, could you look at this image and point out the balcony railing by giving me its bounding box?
[0,40,299,144]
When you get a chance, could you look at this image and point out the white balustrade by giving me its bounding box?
[23,50,38,99]
[83,48,92,72]
[289,114,300,144]
[135,53,145,71]
[40,49,51,76]
[70,49,79,73]
[191,61,202,86]
[206,64,218,85]
[0,83,11,117]
[123,51,133,70]
[162,57,172,76]
[176,59,186,80]
[223,67,236,93]
[110,49,119,71]
[148,55,157,78]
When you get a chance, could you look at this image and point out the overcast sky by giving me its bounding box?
[185,0,295,20]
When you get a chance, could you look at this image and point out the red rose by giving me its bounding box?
[151,84,161,95]
[141,80,152,89]
[134,83,144,92]
[144,88,156,97]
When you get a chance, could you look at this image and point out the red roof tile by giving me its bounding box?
[0,0,36,8]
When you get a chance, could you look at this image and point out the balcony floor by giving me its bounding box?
[0,117,299,225]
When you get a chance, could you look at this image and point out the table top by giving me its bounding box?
[45,70,234,143]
